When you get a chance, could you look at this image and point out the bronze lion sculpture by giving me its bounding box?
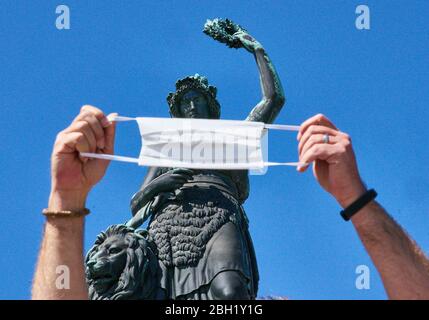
[85,224,164,300]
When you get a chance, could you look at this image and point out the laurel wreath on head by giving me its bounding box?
[166,74,220,119]
[203,18,247,49]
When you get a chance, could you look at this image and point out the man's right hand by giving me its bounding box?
[48,105,117,211]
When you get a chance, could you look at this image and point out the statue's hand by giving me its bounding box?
[233,31,263,53]
[145,168,194,197]
[203,18,262,51]
[130,168,193,215]
[150,191,175,212]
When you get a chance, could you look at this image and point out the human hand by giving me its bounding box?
[49,105,117,211]
[297,114,366,208]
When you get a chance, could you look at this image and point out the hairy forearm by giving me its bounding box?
[32,192,89,300]
[352,201,429,299]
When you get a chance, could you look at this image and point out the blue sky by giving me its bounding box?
[0,1,428,299]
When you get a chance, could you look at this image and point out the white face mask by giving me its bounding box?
[80,115,302,174]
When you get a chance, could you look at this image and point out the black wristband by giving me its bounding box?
[340,189,377,221]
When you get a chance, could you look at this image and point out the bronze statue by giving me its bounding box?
[85,226,163,300]
[86,18,285,300]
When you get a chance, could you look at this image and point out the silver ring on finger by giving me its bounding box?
[323,134,330,144]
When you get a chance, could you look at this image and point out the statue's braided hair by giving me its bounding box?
[167,74,220,119]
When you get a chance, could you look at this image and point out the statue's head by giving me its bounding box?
[167,74,220,119]
[85,225,159,300]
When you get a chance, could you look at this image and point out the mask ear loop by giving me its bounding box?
[107,115,136,122]
[79,153,140,163]
[264,124,300,131]
[80,115,139,163]
[262,124,308,167]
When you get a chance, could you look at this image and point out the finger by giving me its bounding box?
[172,183,186,190]
[298,125,339,155]
[170,170,194,180]
[131,190,144,206]
[56,131,90,162]
[171,168,194,175]
[80,113,105,149]
[70,106,110,150]
[297,114,338,141]
[170,174,190,182]
[76,135,92,162]
[175,171,194,178]
[298,143,338,172]
[300,133,339,158]
[103,113,116,155]
[53,131,84,154]
[161,182,185,191]
[76,105,110,128]
[171,172,194,180]
[66,120,97,154]
[151,195,162,211]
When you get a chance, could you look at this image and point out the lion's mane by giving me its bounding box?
[85,224,159,300]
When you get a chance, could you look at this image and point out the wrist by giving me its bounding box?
[253,46,265,55]
[48,188,88,212]
[350,200,378,227]
[340,189,377,222]
[336,182,367,208]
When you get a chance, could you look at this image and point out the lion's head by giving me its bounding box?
[85,224,160,300]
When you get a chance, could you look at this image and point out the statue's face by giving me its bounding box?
[179,90,210,118]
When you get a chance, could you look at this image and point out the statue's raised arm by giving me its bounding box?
[203,18,285,124]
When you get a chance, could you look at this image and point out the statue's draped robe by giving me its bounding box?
[146,168,259,299]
